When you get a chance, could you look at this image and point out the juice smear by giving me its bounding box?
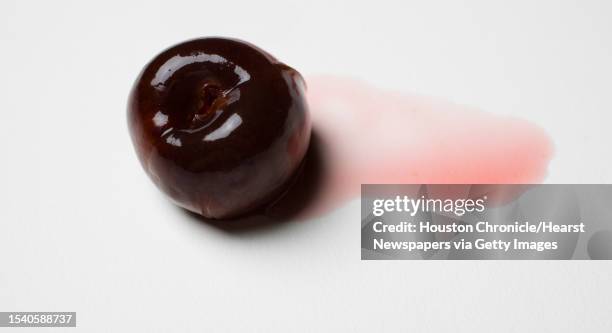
[268,76,553,219]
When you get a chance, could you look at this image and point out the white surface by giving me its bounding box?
[1,0,612,331]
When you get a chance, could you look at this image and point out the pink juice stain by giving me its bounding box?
[272,76,554,218]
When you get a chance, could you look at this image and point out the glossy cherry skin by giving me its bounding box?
[128,37,311,219]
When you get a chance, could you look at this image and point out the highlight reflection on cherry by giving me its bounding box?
[128,37,311,219]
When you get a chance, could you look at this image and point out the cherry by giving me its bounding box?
[128,37,311,219]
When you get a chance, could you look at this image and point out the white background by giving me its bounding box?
[1,0,612,331]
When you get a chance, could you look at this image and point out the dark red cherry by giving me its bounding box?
[128,37,311,219]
